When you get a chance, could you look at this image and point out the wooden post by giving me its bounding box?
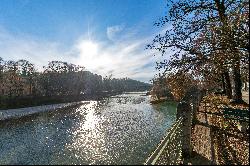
[177,101,192,158]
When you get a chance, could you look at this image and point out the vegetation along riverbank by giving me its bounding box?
[0,58,151,109]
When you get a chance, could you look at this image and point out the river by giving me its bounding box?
[0,93,177,165]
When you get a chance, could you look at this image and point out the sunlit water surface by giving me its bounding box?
[0,93,176,165]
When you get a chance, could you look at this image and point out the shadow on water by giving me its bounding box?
[151,101,177,116]
[0,94,177,165]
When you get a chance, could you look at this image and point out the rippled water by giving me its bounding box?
[0,93,177,165]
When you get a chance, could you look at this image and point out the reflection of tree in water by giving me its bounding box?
[113,96,146,105]
[113,96,130,104]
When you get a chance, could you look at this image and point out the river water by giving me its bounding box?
[0,93,177,165]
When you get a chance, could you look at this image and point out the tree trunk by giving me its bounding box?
[221,74,226,93]
[215,0,244,103]
[224,71,232,99]
[232,61,244,103]
[29,82,32,96]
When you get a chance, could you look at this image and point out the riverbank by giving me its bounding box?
[0,101,86,121]
[0,91,149,121]
[0,91,124,110]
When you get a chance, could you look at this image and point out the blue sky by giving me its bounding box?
[0,0,169,82]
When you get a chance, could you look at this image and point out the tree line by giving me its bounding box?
[148,0,249,103]
[0,57,151,108]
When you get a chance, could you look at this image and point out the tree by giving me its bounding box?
[0,57,5,96]
[17,60,36,95]
[147,0,249,103]
[1,56,152,109]
[165,71,196,101]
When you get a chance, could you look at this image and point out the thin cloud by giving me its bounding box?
[72,35,164,82]
[106,24,124,41]
[0,25,169,83]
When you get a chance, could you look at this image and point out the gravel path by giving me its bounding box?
[188,95,249,165]
[242,90,249,104]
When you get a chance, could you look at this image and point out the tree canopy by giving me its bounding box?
[147,0,249,103]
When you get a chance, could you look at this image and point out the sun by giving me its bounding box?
[76,39,114,74]
[77,40,98,57]
[76,40,100,69]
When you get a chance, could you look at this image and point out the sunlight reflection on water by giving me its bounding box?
[0,94,176,165]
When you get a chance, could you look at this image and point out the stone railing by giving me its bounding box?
[144,88,205,165]
[145,101,195,165]
[144,117,183,165]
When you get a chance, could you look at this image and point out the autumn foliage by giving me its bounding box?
[147,0,249,103]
